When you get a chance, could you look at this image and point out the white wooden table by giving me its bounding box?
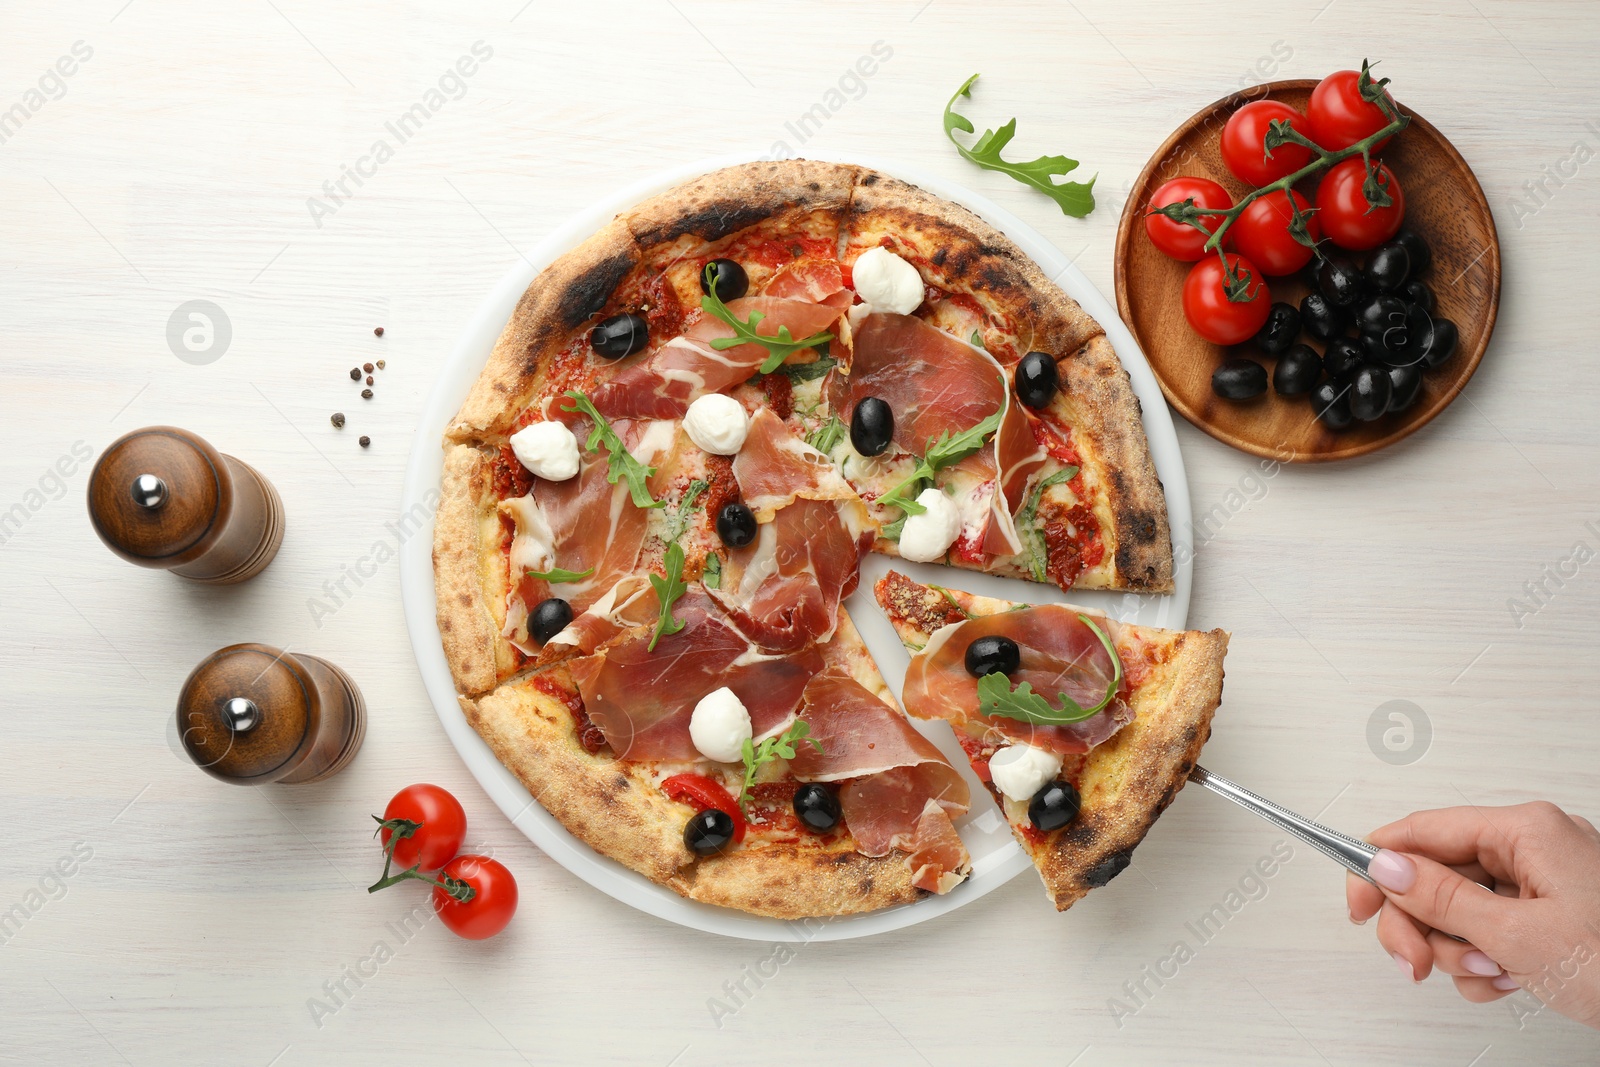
[4,1,1597,1062]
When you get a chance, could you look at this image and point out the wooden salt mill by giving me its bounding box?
[177,643,367,784]
[87,426,285,583]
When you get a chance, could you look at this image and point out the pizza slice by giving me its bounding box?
[874,570,1228,910]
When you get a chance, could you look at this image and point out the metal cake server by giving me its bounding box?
[1189,765,1379,884]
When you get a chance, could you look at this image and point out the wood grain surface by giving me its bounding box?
[2,2,1598,1065]
[1114,80,1501,462]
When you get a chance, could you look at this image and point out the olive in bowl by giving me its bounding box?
[1272,344,1322,397]
[1211,358,1268,401]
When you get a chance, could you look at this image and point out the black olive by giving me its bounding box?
[530,598,573,645]
[1211,358,1268,401]
[792,783,841,833]
[1311,380,1353,431]
[1394,229,1432,274]
[1252,302,1301,356]
[964,635,1020,678]
[1365,242,1412,292]
[683,808,736,856]
[591,313,649,360]
[1416,317,1459,368]
[1356,294,1409,339]
[850,396,894,457]
[1400,280,1435,314]
[1299,291,1348,342]
[1015,351,1059,410]
[1348,365,1393,421]
[1323,337,1364,382]
[1387,364,1423,414]
[1028,781,1081,832]
[699,258,749,303]
[715,501,758,548]
[1317,258,1368,308]
[1273,343,1322,396]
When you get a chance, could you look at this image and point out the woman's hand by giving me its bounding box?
[1346,801,1600,1029]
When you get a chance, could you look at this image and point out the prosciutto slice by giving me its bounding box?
[901,605,1132,756]
[566,589,823,761]
[590,297,844,421]
[542,574,657,658]
[709,409,873,651]
[788,670,970,882]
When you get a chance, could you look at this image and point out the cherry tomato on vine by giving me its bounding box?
[1307,69,1396,152]
[1182,254,1271,346]
[1144,176,1233,261]
[1317,158,1405,251]
[434,855,518,940]
[1220,100,1315,186]
[378,784,466,872]
[1231,189,1320,276]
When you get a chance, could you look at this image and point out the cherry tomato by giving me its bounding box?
[434,855,518,940]
[1220,100,1315,186]
[1230,189,1320,276]
[1317,158,1405,251]
[660,772,746,843]
[1307,69,1396,152]
[379,784,467,872]
[1144,177,1233,261]
[1182,254,1272,346]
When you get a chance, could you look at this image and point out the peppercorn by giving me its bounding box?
[374,327,384,337]
[359,435,371,448]
[363,362,374,373]
[375,360,385,369]
[349,367,361,381]
[361,388,373,399]
[366,375,374,385]
[330,412,345,428]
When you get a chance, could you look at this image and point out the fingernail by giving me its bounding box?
[1492,974,1520,992]
[1461,950,1502,977]
[1393,952,1415,982]
[1349,912,1367,926]
[1369,850,1417,893]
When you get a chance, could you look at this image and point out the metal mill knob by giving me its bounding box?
[222,697,261,733]
[130,473,169,509]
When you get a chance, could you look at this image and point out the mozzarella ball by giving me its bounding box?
[509,420,581,481]
[989,744,1065,803]
[689,686,752,763]
[683,393,750,456]
[897,487,962,562]
[852,247,925,316]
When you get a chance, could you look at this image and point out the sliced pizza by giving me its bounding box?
[874,570,1228,911]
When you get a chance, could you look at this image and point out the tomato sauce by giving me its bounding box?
[642,272,688,340]
[956,733,993,782]
[700,454,738,519]
[1042,501,1105,591]
[758,372,793,419]
[534,673,606,755]
[744,780,848,845]
[491,445,534,499]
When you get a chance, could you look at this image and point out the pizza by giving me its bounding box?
[875,570,1229,909]
[434,158,1196,919]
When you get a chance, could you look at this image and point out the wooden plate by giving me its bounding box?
[1113,79,1500,462]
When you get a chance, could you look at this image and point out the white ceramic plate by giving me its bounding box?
[400,154,1192,942]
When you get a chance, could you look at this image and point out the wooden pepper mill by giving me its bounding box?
[87,426,285,584]
[177,643,366,784]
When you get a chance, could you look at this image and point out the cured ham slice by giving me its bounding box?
[567,589,823,761]
[788,670,970,885]
[763,258,849,306]
[542,574,656,658]
[901,605,1132,756]
[590,297,843,421]
[709,409,873,651]
[907,798,971,894]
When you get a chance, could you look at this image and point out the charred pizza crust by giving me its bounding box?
[875,572,1226,910]
[460,607,929,919]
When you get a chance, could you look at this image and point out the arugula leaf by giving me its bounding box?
[1018,465,1078,582]
[560,390,663,509]
[975,613,1123,725]
[772,352,838,382]
[969,329,985,349]
[647,542,688,652]
[944,74,1096,218]
[699,265,833,374]
[525,565,595,584]
[874,411,1002,516]
[663,478,708,544]
[805,415,847,454]
[738,718,823,809]
[702,551,722,590]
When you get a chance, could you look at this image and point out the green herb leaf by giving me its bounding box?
[738,718,824,809]
[875,411,1003,516]
[663,478,708,544]
[969,329,985,349]
[525,565,596,584]
[647,542,688,652]
[773,352,838,382]
[805,415,847,454]
[1018,465,1077,582]
[944,74,1096,218]
[700,265,833,374]
[702,551,722,590]
[975,613,1122,725]
[560,390,663,509]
